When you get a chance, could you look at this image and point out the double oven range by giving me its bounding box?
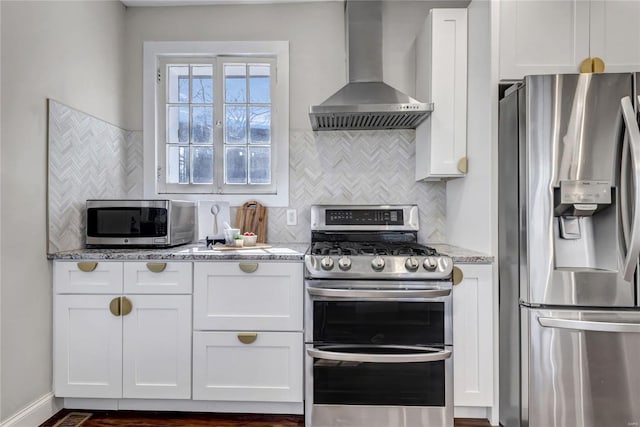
[304,205,454,427]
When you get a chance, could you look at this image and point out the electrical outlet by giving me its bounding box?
[286,209,297,226]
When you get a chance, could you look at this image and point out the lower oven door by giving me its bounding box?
[305,343,453,427]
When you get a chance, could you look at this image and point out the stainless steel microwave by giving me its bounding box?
[86,199,196,248]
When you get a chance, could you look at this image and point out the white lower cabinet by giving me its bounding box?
[192,261,304,405]
[54,261,192,400]
[192,331,303,402]
[452,263,494,408]
[122,294,192,398]
[193,261,303,331]
[54,294,123,398]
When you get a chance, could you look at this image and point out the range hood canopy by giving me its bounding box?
[309,1,433,131]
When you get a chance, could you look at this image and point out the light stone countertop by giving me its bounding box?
[48,242,309,261]
[48,242,492,264]
[428,243,494,264]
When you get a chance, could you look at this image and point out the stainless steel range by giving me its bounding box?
[304,204,454,427]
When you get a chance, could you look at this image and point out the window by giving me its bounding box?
[144,42,289,206]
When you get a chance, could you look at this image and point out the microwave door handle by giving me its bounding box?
[306,287,451,299]
[621,96,640,282]
[306,346,452,364]
[538,317,640,333]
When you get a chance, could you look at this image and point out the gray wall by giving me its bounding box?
[0,0,126,421]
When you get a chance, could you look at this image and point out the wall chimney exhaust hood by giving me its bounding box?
[309,1,433,131]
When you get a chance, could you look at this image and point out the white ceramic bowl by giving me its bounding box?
[243,235,258,246]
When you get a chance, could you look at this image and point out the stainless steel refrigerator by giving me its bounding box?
[498,73,640,427]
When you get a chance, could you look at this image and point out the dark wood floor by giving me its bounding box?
[41,409,493,426]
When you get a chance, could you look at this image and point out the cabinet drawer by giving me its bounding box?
[54,261,123,294]
[192,331,303,402]
[193,262,303,331]
[123,261,192,294]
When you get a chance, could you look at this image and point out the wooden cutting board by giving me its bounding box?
[235,200,267,243]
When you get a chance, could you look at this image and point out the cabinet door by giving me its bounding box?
[193,262,303,331]
[499,0,590,80]
[415,8,468,180]
[589,1,640,73]
[123,261,192,294]
[122,294,192,399]
[54,261,123,294]
[452,263,494,407]
[192,331,303,402]
[54,294,122,398]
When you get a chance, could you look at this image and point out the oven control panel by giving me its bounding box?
[310,205,419,231]
[326,209,404,226]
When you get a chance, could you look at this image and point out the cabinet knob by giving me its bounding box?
[580,57,606,74]
[453,266,464,286]
[237,333,258,344]
[109,297,121,316]
[457,157,468,174]
[77,261,98,272]
[146,262,167,273]
[239,262,259,274]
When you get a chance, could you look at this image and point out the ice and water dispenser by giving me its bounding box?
[553,180,617,271]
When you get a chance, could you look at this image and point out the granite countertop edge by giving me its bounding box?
[48,242,493,264]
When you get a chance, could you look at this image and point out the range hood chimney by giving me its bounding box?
[309,1,433,131]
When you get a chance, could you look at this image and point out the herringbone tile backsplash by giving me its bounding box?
[267,130,445,244]
[48,100,142,253]
[47,101,445,251]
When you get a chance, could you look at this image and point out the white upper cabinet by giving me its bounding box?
[415,8,468,181]
[499,0,640,81]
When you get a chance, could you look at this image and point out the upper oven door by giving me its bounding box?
[304,280,452,346]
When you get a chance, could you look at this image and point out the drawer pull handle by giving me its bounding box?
[452,266,464,286]
[109,297,121,316]
[237,333,258,344]
[121,296,133,316]
[146,262,167,273]
[77,262,97,272]
[239,262,259,274]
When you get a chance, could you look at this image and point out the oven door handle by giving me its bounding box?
[306,345,452,364]
[306,287,451,299]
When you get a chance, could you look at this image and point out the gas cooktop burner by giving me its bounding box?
[310,241,438,257]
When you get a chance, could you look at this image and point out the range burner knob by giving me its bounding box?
[371,256,385,272]
[320,257,334,271]
[338,256,352,271]
[405,256,420,271]
[423,257,438,271]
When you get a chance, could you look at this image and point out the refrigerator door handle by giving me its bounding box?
[538,317,640,333]
[620,96,640,282]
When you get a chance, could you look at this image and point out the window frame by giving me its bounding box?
[143,41,289,207]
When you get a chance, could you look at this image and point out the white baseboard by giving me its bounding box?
[0,392,62,427]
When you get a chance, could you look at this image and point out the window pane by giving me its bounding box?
[168,66,189,103]
[191,65,213,103]
[249,146,271,184]
[249,64,270,103]
[249,106,271,144]
[225,146,247,184]
[191,146,214,184]
[191,106,213,143]
[225,64,246,103]
[225,105,247,144]
[167,145,189,184]
[167,106,189,143]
